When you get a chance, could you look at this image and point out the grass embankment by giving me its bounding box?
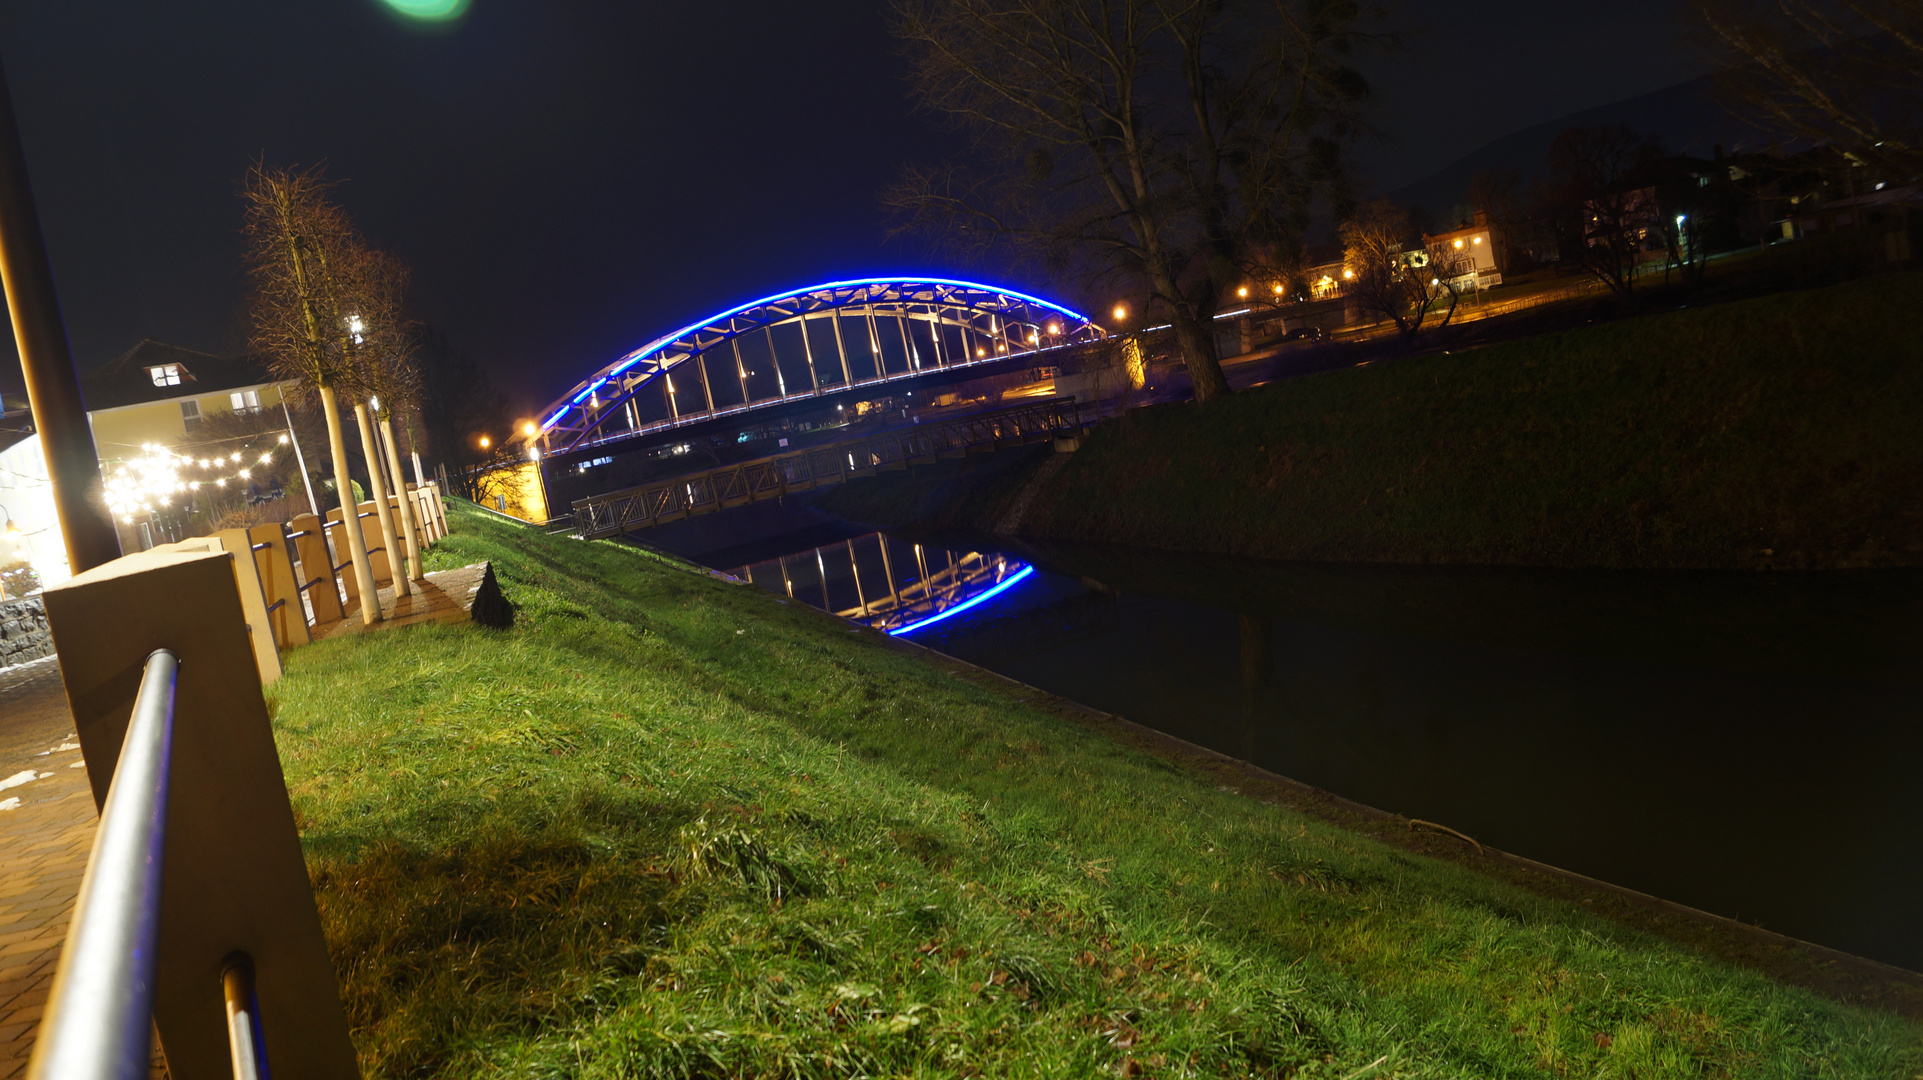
[271,505,1922,1077]
[820,272,1923,569]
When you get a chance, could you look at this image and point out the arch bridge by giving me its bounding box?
[533,277,1107,455]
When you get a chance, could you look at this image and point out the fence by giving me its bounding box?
[132,482,448,680]
[574,398,1083,539]
[33,546,362,1079]
[21,481,452,1077]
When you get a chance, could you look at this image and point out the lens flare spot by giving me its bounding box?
[379,0,470,22]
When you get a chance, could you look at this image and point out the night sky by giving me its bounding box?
[0,0,1706,416]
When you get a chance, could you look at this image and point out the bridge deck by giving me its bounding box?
[572,398,1085,540]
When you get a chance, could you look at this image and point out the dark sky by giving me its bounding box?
[0,0,1708,417]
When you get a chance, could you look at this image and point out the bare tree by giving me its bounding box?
[1539,126,1667,297]
[889,0,1377,403]
[241,163,385,619]
[417,326,510,490]
[353,249,430,585]
[1340,200,1468,340]
[1699,0,1923,174]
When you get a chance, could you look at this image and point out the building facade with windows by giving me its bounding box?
[82,340,287,460]
[1422,212,1504,288]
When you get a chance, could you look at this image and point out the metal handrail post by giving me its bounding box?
[221,953,267,1080]
[27,649,179,1080]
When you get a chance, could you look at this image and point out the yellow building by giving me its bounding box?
[83,340,289,460]
[472,460,551,524]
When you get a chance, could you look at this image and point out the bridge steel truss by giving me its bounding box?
[573,399,1082,539]
[536,278,1106,455]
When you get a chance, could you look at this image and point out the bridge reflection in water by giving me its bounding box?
[733,532,1033,636]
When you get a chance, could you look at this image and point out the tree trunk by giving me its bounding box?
[354,402,412,597]
[380,412,426,582]
[1171,315,1232,402]
[320,385,382,623]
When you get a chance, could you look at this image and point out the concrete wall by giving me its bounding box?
[0,596,52,670]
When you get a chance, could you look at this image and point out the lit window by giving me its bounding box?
[148,364,181,387]
[229,389,261,412]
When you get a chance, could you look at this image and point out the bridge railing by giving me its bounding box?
[573,398,1083,539]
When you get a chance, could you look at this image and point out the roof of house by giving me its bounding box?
[82,340,276,412]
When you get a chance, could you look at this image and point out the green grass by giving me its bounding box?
[270,505,1922,1077]
[822,271,1923,570]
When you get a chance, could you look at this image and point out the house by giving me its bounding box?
[83,340,289,462]
[1423,212,1504,287]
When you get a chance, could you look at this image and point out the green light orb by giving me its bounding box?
[379,0,470,22]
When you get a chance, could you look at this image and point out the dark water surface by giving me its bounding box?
[831,538,1923,971]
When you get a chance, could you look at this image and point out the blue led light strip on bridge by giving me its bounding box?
[887,565,1036,636]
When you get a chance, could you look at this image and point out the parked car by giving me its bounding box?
[1282,326,1326,342]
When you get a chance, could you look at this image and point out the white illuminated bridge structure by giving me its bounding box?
[533,277,1107,455]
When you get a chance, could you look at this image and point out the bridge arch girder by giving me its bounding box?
[536,277,1105,454]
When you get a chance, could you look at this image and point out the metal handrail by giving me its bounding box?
[26,650,273,1080]
[27,650,177,1080]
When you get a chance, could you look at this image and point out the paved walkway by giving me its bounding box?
[0,657,95,1079]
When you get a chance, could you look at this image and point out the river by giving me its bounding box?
[693,525,1923,972]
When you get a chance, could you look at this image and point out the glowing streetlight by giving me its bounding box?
[523,421,537,437]
[1237,286,1248,298]
[479,435,491,450]
[1112,304,1128,321]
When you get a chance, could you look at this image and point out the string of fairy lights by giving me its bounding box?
[102,432,295,523]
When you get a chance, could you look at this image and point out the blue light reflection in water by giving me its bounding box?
[889,565,1034,635]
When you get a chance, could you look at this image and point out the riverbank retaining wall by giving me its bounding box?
[0,597,53,670]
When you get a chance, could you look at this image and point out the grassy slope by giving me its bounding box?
[826,272,1923,569]
[270,506,1921,1078]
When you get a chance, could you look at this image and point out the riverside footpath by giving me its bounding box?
[0,657,94,1078]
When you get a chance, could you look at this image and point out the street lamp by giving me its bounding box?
[1112,304,1128,321]
[479,435,490,450]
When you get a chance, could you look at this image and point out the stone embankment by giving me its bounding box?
[0,598,52,672]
